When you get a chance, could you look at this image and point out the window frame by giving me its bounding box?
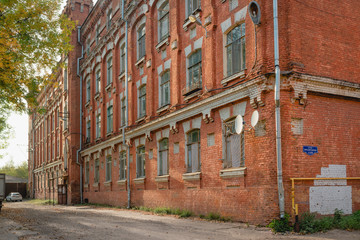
[105,155,112,182]
[138,85,146,118]
[95,67,101,93]
[160,71,170,107]
[186,129,201,173]
[223,117,245,168]
[187,0,201,17]
[187,50,202,90]
[158,138,169,176]
[121,98,126,126]
[225,23,246,77]
[86,77,91,102]
[158,1,170,42]
[94,159,100,183]
[96,114,101,139]
[107,9,112,29]
[120,43,126,74]
[136,145,146,178]
[137,24,146,60]
[119,151,127,180]
[106,56,113,85]
[86,120,91,141]
[107,105,113,133]
[85,160,90,184]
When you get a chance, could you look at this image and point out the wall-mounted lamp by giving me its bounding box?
[189,15,208,38]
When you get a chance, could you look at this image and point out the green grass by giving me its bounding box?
[134,206,193,218]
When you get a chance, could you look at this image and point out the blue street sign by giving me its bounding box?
[303,146,318,156]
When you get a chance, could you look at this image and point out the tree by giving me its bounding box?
[0,160,28,179]
[0,0,75,149]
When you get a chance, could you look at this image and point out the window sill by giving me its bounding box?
[155,36,170,52]
[105,83,112,92]
[119,72,125,81]
[136,116,146,123]
[94,92,100,100]
[104,181,112,186]
[182,172,201,181]
[95,137,102,143]
[106,132,113,137]
[92,182,99,187]
[155,175,169,183]
[85,101,90,108]
[135,56,146,68]
[156,104,170,114]
[184,89,202,102]
[221,71,245,86]
[117,179,126,185]
[219,167,246,179]
[84,183,89,188]
[134,177,145,184]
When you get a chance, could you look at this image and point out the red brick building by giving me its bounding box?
[29,0,360,224]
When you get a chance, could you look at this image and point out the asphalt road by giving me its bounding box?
[0,201,359,240]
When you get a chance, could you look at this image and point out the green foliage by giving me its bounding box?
[179,210,192,218]
[27,199,57,205]
[267,213,293,233]
[0,0,75,117]
[299,210,360,234]
[200,212,231,222]
[0,160,28,179]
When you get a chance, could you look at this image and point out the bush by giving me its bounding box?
[268,213,293,233]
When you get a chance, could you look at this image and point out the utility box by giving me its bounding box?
[0,173,5,212]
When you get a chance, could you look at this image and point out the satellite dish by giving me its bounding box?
[234,115,244,134]
[248,1,261,25]
[251,110,259,127]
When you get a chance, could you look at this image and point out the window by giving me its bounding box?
[52,114,55,131]
[94,159,99,183]
[186,129,200,173]
[160,71,170,107]
[158,1,169,41]
[105,155,112,182]
[56,109,59,128]
[136,146,145,178]
[96,114,101,139]
[95,68,101,93]
[86,39,90,55]
[64,102,68,130]
[57,138,60,156]
[96,26,100,44]
[226,23,246,77]
[85,161,89,184]
[224,118,245,168]
[86,120,91,141]
[121,98,126,126]
[138,85,146,118]
[120,44,125,74]
[158,138,169,176]
[187,0,200,16]
[86,78,91,102]
[188,50,202,90]
[107,106,113,133]
[137,25,146,60]
[107,57,113,85]
[107,9,112,29]
[119,151,127,180]
[64,66,68,91]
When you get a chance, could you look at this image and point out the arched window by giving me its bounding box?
[188,50,202,91]
[138,85,146,118]
[160,71,170,107]
[223,117,245,168]
[106,56,113,85]
[107,105,113,133]
[186,129,200,173]
[137,24,146,60]
[120,43,126,74]
[226,23,245,77]
[158,138,169,176]
[158,1,169,41]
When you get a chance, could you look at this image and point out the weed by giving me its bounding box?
[179,210,192,218]
[267,213,293,233]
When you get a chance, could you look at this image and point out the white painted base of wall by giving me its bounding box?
[309,186,352,215]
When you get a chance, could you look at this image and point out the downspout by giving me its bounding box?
[32,113,35,198]
[76,25,84,204]
[273,0,285,218]
[122,0,131,209]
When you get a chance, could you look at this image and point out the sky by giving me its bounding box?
[0,0,101,168]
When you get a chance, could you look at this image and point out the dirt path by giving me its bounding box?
[0,201,359,240]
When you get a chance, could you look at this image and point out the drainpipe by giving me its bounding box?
[76,25,84,204]
[32,113,35,198]
[273,0,285,218]
[122,0,131,209]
